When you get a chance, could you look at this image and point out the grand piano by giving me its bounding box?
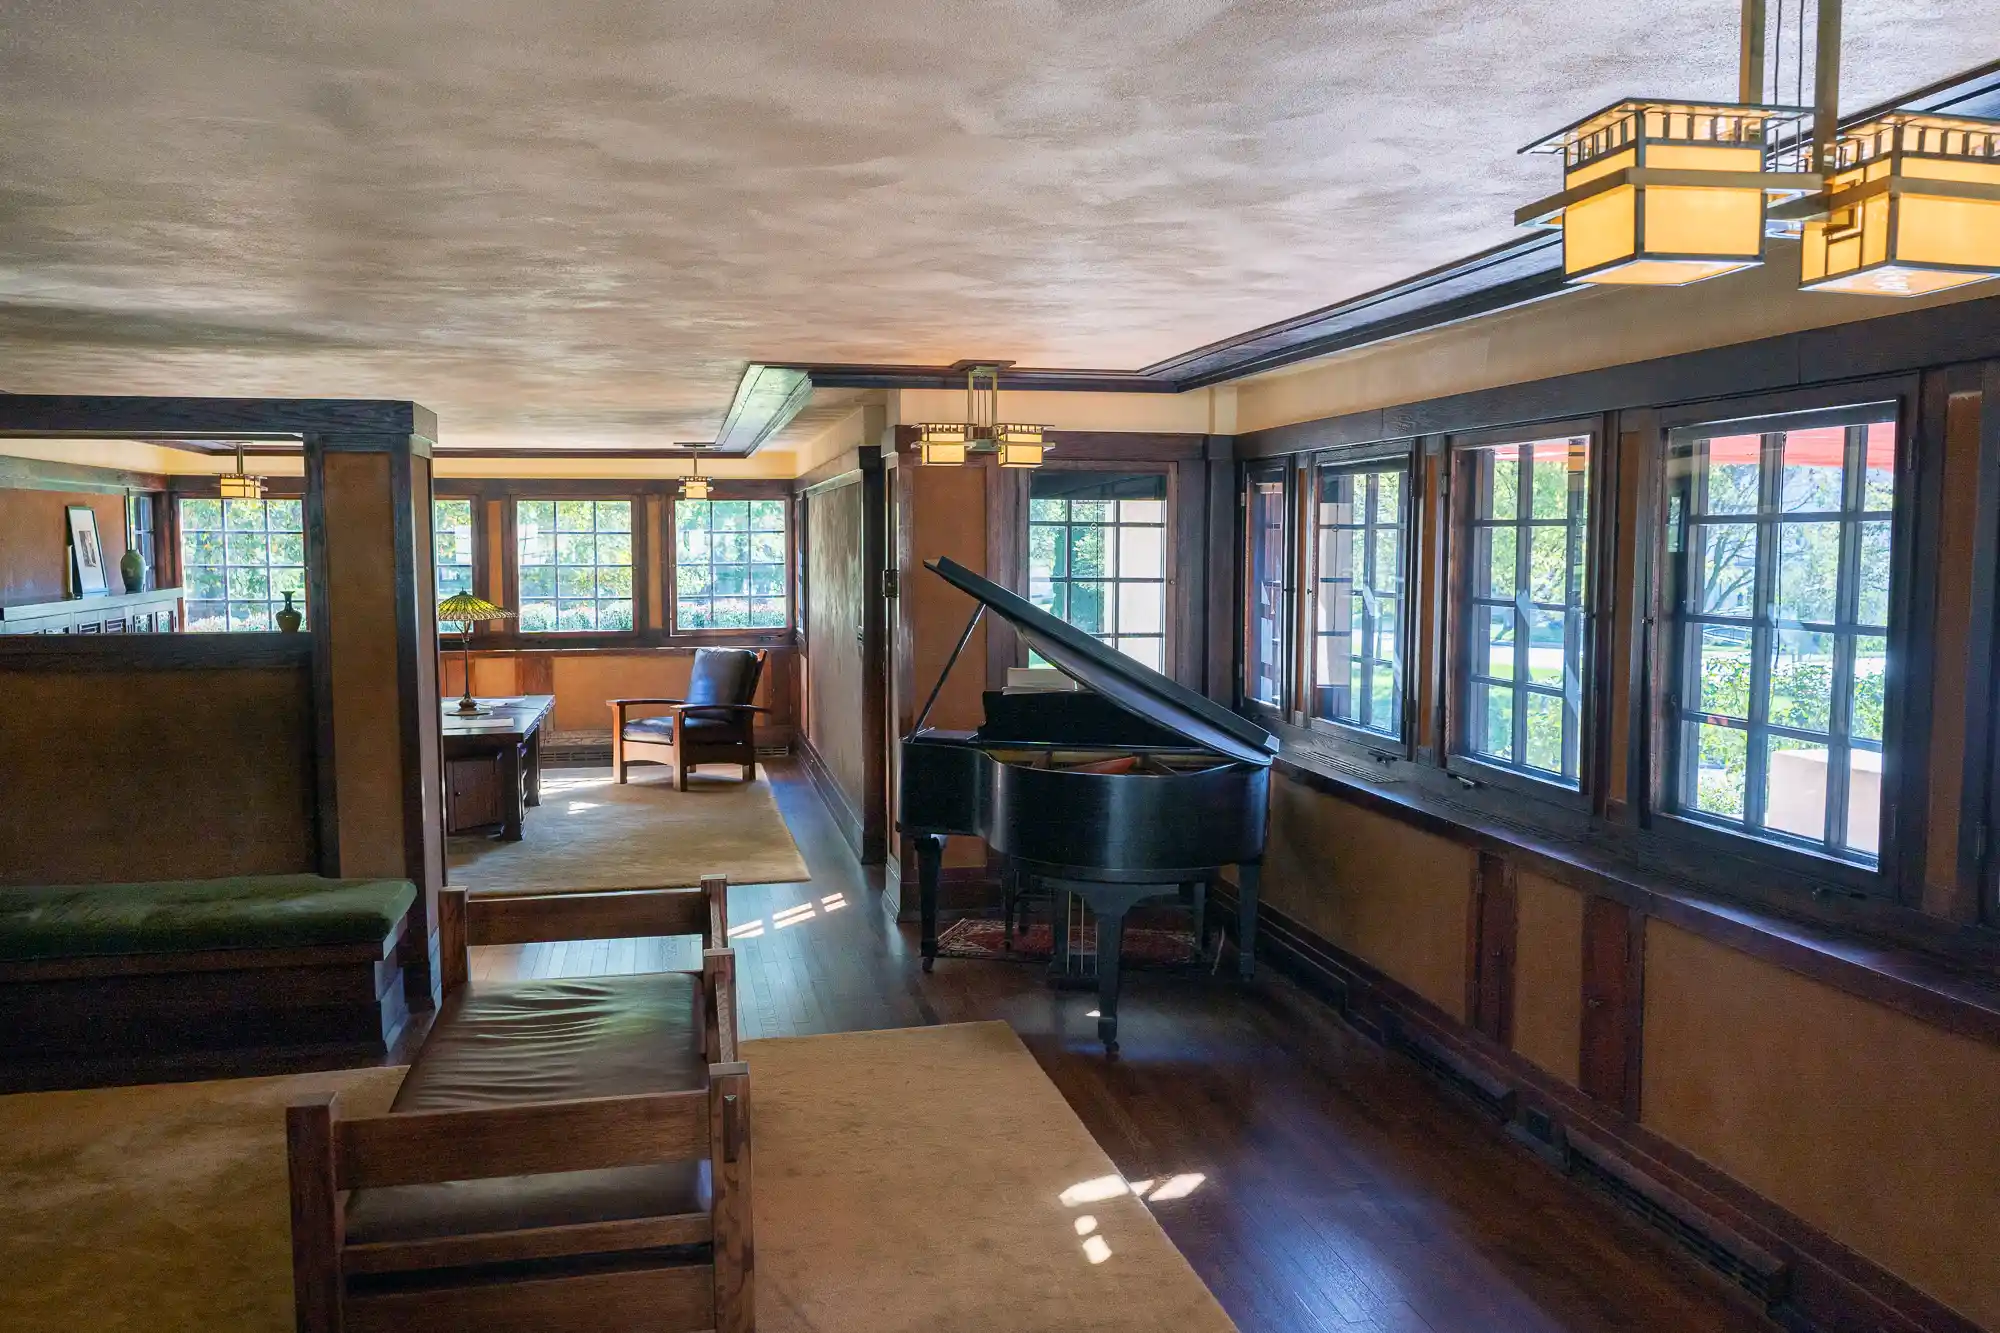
[900,556,1279,1053]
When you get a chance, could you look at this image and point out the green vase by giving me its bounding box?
[276,590,303,634]
[119,545,145,594]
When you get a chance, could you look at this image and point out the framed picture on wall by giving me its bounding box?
[67,504,109,596]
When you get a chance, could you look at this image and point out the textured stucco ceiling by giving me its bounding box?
[0,0,1988,450]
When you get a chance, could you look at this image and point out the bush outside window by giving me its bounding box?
[180,496,306,632]
[516,499,634,632]
[674,498,789,631]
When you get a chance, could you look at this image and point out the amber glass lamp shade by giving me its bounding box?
[1526,101,1793,287]
[918,424,969,466]
[1801,113,2000,296]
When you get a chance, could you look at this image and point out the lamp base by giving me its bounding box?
[452,696,491,718]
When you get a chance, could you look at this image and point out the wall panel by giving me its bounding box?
[1511,868,1584,1086]
[0,662,316,884]
[1262,773,1473,1020]
[1641,920,2000,1329]
[806,479,869,828]
[0,488,135,605]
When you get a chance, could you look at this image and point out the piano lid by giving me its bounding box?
[923,557,1279,768]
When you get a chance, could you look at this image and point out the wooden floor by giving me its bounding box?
[473,759,1772,1333]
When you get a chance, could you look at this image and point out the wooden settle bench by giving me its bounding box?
[0,875,418,1083]
[287,874,754,1333]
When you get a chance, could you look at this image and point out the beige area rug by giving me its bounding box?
[0,1023,1233,1333]
[449,765,809,894]
[745,1022,1237,1333]
[0,1066,404,1333]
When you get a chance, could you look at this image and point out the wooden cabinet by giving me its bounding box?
[0,588,185,635]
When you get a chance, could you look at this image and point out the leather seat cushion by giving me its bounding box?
[622,715,735,743]
[345,974,710,1254]
[343,1161,711,1249]
[392,972,706,1112]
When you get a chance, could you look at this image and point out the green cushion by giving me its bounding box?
[0,875,419,963]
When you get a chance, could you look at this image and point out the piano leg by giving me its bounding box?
[1236,860,1261,981]
[916,834,944,973]
[1094,903,1128,1056]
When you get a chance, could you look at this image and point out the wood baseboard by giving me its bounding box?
[798,736,867,863]
[1212,885,1985,1333]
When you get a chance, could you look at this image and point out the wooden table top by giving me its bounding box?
[440,694,555,739]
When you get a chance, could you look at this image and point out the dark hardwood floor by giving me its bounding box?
[474,759,1771,1333]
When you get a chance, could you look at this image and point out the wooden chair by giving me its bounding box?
[287,875,753,1333]
[611,648,769,790]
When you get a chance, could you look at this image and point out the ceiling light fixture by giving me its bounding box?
[1517,0,2000,296]
[217,442,265,500]
[1794,113,2000,295]
[682,445,713,500]
[918,363,1050,468]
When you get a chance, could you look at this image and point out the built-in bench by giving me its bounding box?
[0,875,417,1076]
[287,874,753,1333]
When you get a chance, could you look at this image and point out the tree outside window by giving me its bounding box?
[674,498,788,630]
[1665,410,1896,861]
[1312,459,1406,739]
[434,498,475,613]
[180,496,306,632]
[516,499,633,632]
[1458,435,1591,784]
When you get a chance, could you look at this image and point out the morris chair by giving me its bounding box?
[286,874,753,1333]
[611,648,769,789]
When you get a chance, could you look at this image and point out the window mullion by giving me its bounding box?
[1513,451,1532,768]
[1745,433,1782,832]
[1825,423,1867,850]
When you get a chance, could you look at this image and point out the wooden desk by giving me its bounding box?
[441,695,555,840]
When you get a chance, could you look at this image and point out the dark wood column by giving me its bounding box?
[305,427,446,1007]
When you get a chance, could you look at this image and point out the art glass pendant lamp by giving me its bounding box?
[682,448,713,500]
[1518,100,1814,286]
[918,363,1050,468]
[217,442,266,499]
[1797,113,2000,295]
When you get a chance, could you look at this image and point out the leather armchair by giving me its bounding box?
[610,647,769,790]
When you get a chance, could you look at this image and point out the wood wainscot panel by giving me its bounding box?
[1467,851,1517,1046]
[0,656,317,884]
[1510,868,1585,1087]
[1579,895,1644,1116]
[1641,919,2000,1332]
[805,478,870,854]
[1261,771,1474,1021]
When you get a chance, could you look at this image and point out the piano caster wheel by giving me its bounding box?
[922,956,934,974]
[1097,1017,1118,1054]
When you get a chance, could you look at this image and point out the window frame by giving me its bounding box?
[669,493,795,636]
[1241,458,1293,722]
[1443,419,1602,806]
[510,495,641,637]
[1023,463,1174,673]
[1645,384,1921,897]
[1304,440,1417,758]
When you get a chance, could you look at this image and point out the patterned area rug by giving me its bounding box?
[935,918,1203,969]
